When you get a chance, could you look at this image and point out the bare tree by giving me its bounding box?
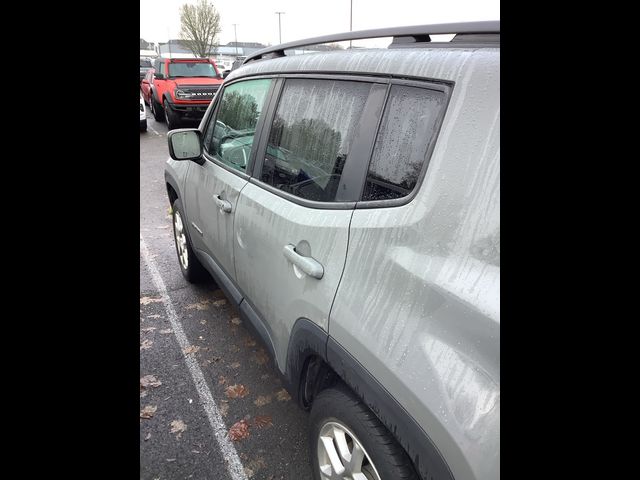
[179,0,221,58]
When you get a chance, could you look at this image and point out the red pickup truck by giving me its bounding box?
[140,57,224,130]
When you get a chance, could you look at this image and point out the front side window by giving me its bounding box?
[202,78,272,172]
[157,62,165,77]
[168,62,218,78]
[362,85,446,201]
[260,79,371,202]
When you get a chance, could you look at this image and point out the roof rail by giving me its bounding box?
[243,21,499,65]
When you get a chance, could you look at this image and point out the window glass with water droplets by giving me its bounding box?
[363,86,445,201]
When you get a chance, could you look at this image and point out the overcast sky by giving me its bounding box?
[140,0,499,48]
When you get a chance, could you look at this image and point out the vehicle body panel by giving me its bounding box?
[329,49,500,480]
[233,181,352,370]
[184,158,248,280]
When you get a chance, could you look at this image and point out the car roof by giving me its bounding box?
[226,21,499,83]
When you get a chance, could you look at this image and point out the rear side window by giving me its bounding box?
[362,85,446,201]
[260,79,370,202]
[202,78,272,172]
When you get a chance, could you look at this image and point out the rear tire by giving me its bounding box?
[140,119,147,132]
[152,93,164,122]
[171,199,208,283]
[309,384,419,480]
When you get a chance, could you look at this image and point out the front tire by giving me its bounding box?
[171,199,208,283]
[164,102,180,130]
[140,119,147,132]
[309,385,418,480]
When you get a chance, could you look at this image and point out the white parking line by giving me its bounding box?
[140,234,248,480]
[148,125,162,136]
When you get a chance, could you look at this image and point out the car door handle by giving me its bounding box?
[283,244,324,279]
[214,195,232,213]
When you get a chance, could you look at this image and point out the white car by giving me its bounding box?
[140,94,147,132]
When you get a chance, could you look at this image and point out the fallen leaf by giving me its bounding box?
[230,362,241,369]
[140,297,162,305]
[253,349,270,365]
[275,388,291,402]
[225,384,249,399]
[186,300,210,311]
[140,339,153,351]
[140,390,147,398]
[253,395,272,407]
[183,345,200,355]
[245,468,255,478]
[200,319,207,325]
[219,400,229,417]
[160,329,173,334]
[244,337,257,347]
[246,457,267,472]
[228,419,250,441]
[231,317,242,325]
[141,327,157,332]
[140,405,157,419]
[140,375,162,389]
[213,299,227,307]
[147,314,162,319]
[170,420,187,439]
[218,375,228,385]
[166,458,176,462]
[253,415,273,428]
[144,433,151,441]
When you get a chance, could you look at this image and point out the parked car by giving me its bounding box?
[140,68,154,105]
[140,57,153,83]
[142,57,224,130]
[140,93,147,132]
[164,22,500,480]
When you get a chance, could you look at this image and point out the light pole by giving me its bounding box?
[233,23,239,56]
[349,0,353,49]
[275,12,285,44]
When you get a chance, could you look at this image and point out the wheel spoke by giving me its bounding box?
[352,473,370,480]
[349,442,366,472]
[320,435,345,476]
[332,426,351,464]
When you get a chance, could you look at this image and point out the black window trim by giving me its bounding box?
[199,75,278,181]
[215,71,454,210]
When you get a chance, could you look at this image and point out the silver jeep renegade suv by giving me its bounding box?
[164,22,500,480]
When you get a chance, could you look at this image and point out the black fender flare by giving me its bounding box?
[284,319,455,480]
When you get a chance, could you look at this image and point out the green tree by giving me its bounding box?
[179,0,221,58]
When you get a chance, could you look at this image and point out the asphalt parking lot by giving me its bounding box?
[140,108,313,480]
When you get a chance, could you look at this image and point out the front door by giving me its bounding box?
[184,78,274,283]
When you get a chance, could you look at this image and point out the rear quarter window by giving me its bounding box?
[362,85,446,202]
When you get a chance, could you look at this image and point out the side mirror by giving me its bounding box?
[141,79,149,85]
[154,73,165,80]
[168,129,203,162]
[222,70,231,79]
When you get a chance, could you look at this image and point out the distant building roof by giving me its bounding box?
[159,39,267,58]
[225,41,266,48]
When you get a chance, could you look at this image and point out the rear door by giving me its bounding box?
[233,76,388,371]
[183,78,274,290]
